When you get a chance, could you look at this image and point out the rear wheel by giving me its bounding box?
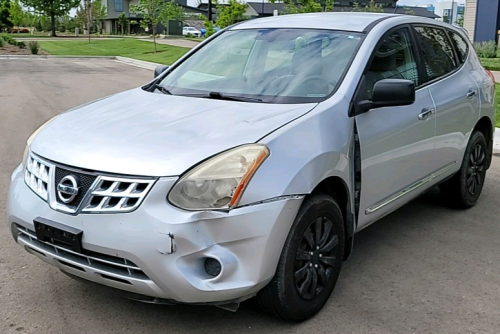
[257,193,344,322]
[440,131,488,208]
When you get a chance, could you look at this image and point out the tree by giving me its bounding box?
[270,0,332,14]
[456,15,464,27]
[352,0,383,13]
[117,12,128,35]
[215,0,246,28]
[0,0,13,31]
[130,0,165,52]
[404,6,415,15]
[20,0,80,36]
[8,0,23,32]
[160,0,183,35]
[91,0,106,34]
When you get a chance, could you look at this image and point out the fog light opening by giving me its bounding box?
[204,257,222,277]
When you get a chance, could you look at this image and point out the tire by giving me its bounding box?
[257,193,345,322]
[440,131,488,208]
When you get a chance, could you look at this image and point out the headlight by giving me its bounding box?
[168,144,270,210]
[21,118,53,168]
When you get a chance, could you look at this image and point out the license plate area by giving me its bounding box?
[34,217,83,253]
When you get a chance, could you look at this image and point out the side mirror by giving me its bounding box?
[154,65,169,78]
[357,79,415,114]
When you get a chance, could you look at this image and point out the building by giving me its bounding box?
[244,0,439,18]
[433,1,464,25]
[102,0,206,34]
[463,0,500,42]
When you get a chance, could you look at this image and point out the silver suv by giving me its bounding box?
[7,13,496,321]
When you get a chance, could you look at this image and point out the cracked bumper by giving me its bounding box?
[7,164,303,304]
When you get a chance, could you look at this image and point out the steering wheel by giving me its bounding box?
[301,75,337,87]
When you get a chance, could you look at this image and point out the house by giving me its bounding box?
[463,0,499,42]
[101,0,207,34]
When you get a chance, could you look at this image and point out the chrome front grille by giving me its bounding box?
[16,224,150,281]
[81,177,155,213]
[25,154,50,200]
[24,152,156,214]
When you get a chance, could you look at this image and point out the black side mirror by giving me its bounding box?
[357,79,415,114]
[154,65,169,78]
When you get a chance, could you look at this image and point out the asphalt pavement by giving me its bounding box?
[1,58,500,334]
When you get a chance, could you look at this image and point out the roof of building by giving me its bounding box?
[245,3,439,19]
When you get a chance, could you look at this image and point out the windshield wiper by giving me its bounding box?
[152,83,173,95]
[206,92,262,102]
[178,91,262,102]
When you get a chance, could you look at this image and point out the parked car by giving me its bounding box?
[8,13,496,322]
[183,26,201,37]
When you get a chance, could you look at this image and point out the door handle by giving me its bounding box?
[466,90,477,99]
[418,108,435,120]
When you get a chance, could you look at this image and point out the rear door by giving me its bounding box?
[355,26,437,230]
[411,26,480,185]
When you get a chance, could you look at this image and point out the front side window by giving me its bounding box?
[158,29,362,103]
[365,28,418,97]
[114,0,123,12]
[413,26,457,82]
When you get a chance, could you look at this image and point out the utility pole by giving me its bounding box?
[208,0,212,22]
[450,0,455,24]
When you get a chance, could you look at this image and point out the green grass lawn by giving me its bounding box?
[480,58,500,71]
[496,84,500,128]
[38,39,189,65]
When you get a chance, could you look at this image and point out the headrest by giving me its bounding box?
[369,53,397,72]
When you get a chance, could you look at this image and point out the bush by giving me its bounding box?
[474,40,497,58]
[16,41,26,49]
[0,34,15,45]
[0,38,3,47]
[28,41,40,54]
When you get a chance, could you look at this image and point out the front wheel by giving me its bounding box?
[257,193,344,322]
[440,131,488,208]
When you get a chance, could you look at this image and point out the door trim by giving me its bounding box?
[365,161,458,215]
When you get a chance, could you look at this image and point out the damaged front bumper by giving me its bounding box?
[7,164,303,304]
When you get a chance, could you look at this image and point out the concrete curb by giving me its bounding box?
[114,56,165,70]
[0,55,166,70]
[0,55,115,59]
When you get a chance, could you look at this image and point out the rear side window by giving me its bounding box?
[448,30,469,64]
[413,26,457,82]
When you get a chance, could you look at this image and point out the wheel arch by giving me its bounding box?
[309,176,354,261]
[473,116,494,169]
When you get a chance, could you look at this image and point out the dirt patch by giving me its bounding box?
[0,44,47,55]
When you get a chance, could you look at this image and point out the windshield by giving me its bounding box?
[158,28,362,103]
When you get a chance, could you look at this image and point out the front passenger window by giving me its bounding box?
[365,28,418,97]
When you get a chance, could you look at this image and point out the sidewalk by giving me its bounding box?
[494,128,500,155]
[491,71,500,83]
[139,38,199,48]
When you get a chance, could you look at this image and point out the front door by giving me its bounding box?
[355,27,437,230]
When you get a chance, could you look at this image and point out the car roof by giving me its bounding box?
[233,12,398,32]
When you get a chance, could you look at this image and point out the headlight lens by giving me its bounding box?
[168,144,270,210]
[21,118,53,168]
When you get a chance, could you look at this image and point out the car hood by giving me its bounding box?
[31,88,316,176]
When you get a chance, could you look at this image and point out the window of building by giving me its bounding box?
[114,0,123,12]
[413,26,457,82]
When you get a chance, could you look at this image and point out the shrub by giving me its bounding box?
[474,40,497,58]
[28,41,40,55]
[0,34,15,45]
[16,41,26,49]
[0,38,3,47]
